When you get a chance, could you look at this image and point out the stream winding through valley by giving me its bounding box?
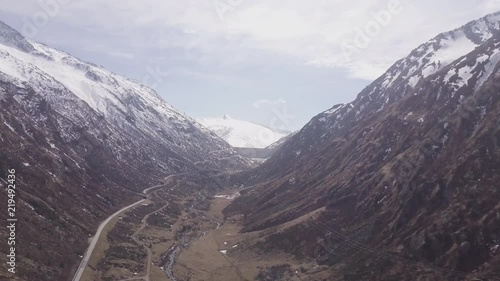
[162,194,222,281]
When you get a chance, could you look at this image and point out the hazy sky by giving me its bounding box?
[1,0,500,130]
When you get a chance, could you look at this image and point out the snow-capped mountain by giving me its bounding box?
[226,12,500,280]
[0,20,249,281]
[0,21,249,171]
[245,12,500,162]
[316,12,500,137]
[197,114,290,148]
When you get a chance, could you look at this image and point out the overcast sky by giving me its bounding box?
[1,0,500,130]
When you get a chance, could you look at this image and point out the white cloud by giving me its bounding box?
[108,51,135,59]
[482,0,500,12]
[253,98,287,108]
[3,0,500,81]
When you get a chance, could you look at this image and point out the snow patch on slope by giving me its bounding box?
[0,24,250,169]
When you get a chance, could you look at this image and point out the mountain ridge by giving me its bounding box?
[223,11,500,280]
[0,20,249,281]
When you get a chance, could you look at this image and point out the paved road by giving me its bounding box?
[71,184,166,281]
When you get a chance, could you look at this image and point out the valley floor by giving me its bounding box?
[75,174,327,281]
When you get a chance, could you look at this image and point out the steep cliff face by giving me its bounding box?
[225,13,500,280]
[0,21,249,281]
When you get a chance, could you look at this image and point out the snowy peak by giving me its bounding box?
[1,38,199,146]
[251,11,500,188]
[0,21,250,171]
[0,20,35,53]
[311,11,500,140]
[374,11,500,95]
[229,13,500,280]
[197,116,290,149]
[462,11,500,44]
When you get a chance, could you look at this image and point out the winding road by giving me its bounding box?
[71,182,168,281]
[119,194,170,281]
[71,172,225,281]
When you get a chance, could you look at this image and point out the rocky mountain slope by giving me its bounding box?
[0,21,249,281]
[225,12,500,280]
[197,114,290,149]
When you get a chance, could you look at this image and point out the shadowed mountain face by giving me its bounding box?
[0,21,250,281]
[226,12,500,280]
